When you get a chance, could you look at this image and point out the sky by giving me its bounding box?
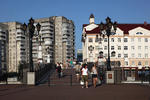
[0,0,150,51]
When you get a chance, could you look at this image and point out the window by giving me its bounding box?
[111,38,114,42]
[138,53,141,58]
[89,38,93,42]
[131,38,134,42]
[98,47,103,50]
[138,61,142,66]
[118,38,121,42]
[136,32,143,35]
[104,46,107,50]
[95,38,99,42]
[118,54,121,58]
[125,61,128,66]
[111,46,114,50]
[138,46,141,50]
[104,38,107,42]
[111,51,116,57]
[99,51,103,58]
[118,46,121,50]
[131,53,135,58]
[95,46,99,50]
[145,61,149,66]
[124,54,128,58]
[131,61,135,66]
[138,38,141,42]
[124,38,128,42]
[131,46,135,50]
[124,46,128,50]
[145,46,148,50]
[145,38,148,42]
[145,53,148,58]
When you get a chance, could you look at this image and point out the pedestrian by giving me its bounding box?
[57,63,62,78]
[81,64,88,88]
[75,63,81,82]
[91,63,98,88]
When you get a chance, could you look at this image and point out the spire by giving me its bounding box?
[89,13,95,24]
[90,14,94,18]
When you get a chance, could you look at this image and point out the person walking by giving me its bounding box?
[81,64,88,88]
[57,63,62,78]
[91,64,98,88]
[75,63,81,82]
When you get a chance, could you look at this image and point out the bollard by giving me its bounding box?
[70,75,72,86]
[48,73,50,87]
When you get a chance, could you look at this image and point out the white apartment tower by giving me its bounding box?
[54,16,75,64]
[33,17,55,66]
[3,22,28,72]
[82,14,150,69]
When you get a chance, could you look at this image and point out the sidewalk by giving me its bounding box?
[0,84,150,100]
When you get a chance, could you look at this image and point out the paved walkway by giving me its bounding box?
[0,84,150,100]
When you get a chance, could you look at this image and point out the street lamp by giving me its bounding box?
[23,18,36,72]
[99,17,117,71]
[46,47,50,63]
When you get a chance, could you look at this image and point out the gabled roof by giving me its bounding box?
[83,23,150,34]
[117,24,150,34]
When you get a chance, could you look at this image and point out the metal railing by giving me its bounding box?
[35,63,53,85]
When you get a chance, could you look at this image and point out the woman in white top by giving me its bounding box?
[91,64,98,88]
[81,64,88,88]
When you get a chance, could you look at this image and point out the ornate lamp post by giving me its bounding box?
[99,17,117,71]
[46,47,50,63]
[36,23,41,44]
[36,23,44,65]
[23,18,36,72]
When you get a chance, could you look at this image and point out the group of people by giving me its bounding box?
[75,63,101,88]
[55,62,101,88]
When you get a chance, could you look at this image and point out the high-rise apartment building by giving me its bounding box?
[33,17,55,66]
[0,16,75,72]
[2,22,28,72]
[82,14,150,69]
[0,23,8,75]
[54,16,75,64]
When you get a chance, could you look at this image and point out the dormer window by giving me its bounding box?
[136,32,143,35]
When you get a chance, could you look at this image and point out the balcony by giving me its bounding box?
[41,23,50,26]
[42,34,53,38]
[16,29,24,33]
[16,36,25,41]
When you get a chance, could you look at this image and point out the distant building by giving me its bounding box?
[34,16,75,66]
[0,16,75,72]
[2,22,28,72]
[82,14,150,69]
[0,23,8,74]
[77,49,83,62]
[34,17,55,67]
[54,16,75,64]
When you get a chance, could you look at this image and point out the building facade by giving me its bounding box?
[77,49,83,62]
[54,16,75,64]
[0,23,8,75]
[33,17,55,67]
[2,22,28,72]
[0,16,75,72]
[82,14,150,69]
